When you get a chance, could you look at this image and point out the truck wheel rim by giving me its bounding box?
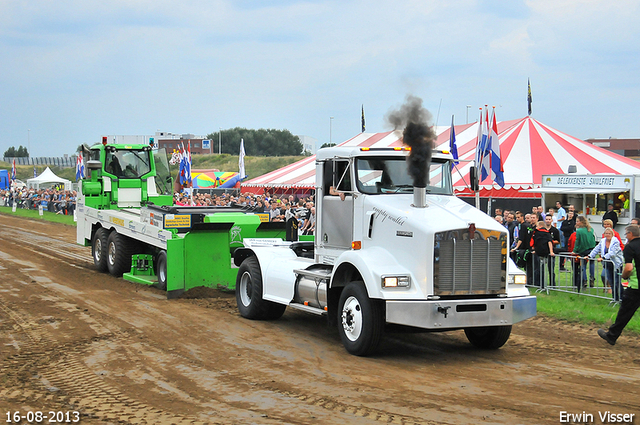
[108,242,116,265]
[239,271,252,307]
[94,240,102,262]
[159,261,166,283]
[341,296,362,342]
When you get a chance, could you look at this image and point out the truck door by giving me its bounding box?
[321,159,354,250]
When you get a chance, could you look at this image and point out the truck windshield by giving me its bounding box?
[355,157,452,195]
[105,149,152,179]
[153,148,172,195]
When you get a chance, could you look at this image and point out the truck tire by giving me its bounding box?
[236,256,286,320]
[156,250,168,291]
[106,231,134,277]
[92,228,109,273]
[337,281,384,356]
[464,325,512,349]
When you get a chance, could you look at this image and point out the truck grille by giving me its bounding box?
[434,229,506,295]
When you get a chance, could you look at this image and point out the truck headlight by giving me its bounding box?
[508,274,527,285]
[382,275,411,288]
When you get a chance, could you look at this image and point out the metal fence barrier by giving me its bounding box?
[521,252,623,306]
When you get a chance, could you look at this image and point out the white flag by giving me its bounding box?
[239,138,247,179]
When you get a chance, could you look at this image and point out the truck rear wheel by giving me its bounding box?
[464,325,512,349]
[106,231,134,277]
[92,228,109,272]
[236,256,286,320]
[156,250,168,291]
[337,281,384,356]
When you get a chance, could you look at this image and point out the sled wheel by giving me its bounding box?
[156,250,168,291]
[92,228,109,272]
[236,256,286,320]
[106,231,134,277]
[464,325,512,349]
[337,281,384,356]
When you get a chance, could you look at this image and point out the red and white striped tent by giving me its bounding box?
[242,116,640,197]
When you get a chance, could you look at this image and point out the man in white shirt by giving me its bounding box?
[556,201,567,247]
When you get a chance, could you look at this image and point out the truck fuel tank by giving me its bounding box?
[294,267,332,309]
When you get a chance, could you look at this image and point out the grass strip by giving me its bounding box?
[532,288,640,334]
[0,206,77,226]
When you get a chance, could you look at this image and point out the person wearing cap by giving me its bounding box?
[602,201,618,227]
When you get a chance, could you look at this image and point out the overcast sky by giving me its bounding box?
[1,0,639,157]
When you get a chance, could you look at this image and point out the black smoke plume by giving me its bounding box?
[385,95,435,188]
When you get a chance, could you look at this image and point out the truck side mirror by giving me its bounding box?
[87,160,102,170]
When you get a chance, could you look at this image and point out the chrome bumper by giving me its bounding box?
[385,296,536,329]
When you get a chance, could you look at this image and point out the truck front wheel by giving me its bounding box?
[337,281,384,356]
[92,228,109,272]
[464,325,512,349]
[236,256,286,320]
[106,231,134,277]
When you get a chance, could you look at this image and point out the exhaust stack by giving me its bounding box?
[413,186,427,208]
[385,95,435,209]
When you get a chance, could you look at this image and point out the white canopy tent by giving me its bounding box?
[27,167,72,191]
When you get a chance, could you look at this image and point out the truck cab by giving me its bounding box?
[234,146,536,356]
[80,141,173,210]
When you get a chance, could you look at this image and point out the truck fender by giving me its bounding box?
[233,245,305,305]
[330,246,411,300]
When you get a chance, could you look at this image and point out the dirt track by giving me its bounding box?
[0,213,639,425]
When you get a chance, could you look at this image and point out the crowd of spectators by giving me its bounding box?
[499,203,638,302]
[173,190,317,236]
[1,187,76,215]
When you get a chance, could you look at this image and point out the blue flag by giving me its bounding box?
[449,115,459,169]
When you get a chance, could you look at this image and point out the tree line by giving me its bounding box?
[206,128,303,157]
[3,146,29,157]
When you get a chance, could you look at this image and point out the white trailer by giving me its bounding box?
[233,146,536,356]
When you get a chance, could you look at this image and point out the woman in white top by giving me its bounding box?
[587,228,623,299]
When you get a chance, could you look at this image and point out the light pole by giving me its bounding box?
[466,106,471,124]
[28,129,31,165]
[218,128,222,154]
[330,117,334,145]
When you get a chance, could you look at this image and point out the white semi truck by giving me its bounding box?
[233,146,536,356]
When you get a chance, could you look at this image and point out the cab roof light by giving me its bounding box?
[102,136,108,146]
[359,147,411,152]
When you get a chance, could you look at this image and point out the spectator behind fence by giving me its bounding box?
[602,219,624,250]
[559,210,576,271]
[572,216,597,289]
[531,220,555,288]
[511,213,536,285]
[602,201,618,227]
[587,227,623,299]
[598,225,640,345]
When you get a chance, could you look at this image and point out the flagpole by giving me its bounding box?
[474,107,483,209]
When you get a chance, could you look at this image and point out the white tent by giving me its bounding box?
[27,167,72,191]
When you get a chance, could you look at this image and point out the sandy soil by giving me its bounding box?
[0,213,639,425]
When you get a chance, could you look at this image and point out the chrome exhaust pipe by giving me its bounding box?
[412,186,426,208]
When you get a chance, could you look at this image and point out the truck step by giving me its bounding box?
[288,303,326,316]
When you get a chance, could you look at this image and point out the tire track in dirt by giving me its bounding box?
[0,297,214,425]
[2,216,444,424]
[1,229,431,425]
